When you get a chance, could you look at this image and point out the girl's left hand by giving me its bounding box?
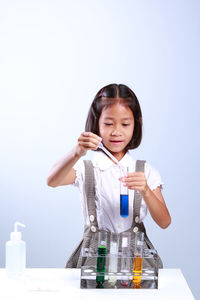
[119,172,149,196]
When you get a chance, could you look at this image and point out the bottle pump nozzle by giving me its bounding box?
[10,222,26,241]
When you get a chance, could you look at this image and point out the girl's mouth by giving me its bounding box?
[110,140,123,145]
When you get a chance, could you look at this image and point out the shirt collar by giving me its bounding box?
[92,149,133,171]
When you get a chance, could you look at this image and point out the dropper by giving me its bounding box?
[98,142,122,167]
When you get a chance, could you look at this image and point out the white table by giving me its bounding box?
[0,268,195,300]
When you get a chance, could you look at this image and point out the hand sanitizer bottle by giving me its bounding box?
[5,222,26,278]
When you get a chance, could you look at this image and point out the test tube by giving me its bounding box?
[120,167,129,218]
[96,231,107,288]
[121,232,131,286]
[108,233,120,287]
[133,232,144,288]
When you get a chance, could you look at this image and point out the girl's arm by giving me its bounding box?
[47,132,101,187]
[119,172,171,229]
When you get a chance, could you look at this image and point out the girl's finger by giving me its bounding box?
[79,141,99,150]
[82,132,102,141]
[124,183,144,189]
[127,185,144,191]
[124,181,146,186]
[78,136,101,146]
[118,176,127,182]
[122,177,146,183]
[127,172,145,178]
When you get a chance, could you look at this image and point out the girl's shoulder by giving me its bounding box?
[72,159,85,187]
[126,151,158,170]
[73,159,85,171]
[126,152,164,190]
[144,161,164,190]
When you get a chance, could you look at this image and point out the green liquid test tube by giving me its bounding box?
[96,231,107,288]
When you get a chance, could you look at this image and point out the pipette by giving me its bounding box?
[98,142,121,166]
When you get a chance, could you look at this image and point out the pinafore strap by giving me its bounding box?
[66,159,163,269]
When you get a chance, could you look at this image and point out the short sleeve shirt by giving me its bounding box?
[72,150,164,234]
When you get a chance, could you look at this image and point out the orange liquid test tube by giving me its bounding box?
[133,232,144,288]
[133,254,143,288]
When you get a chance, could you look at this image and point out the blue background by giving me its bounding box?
[0,0,199,298]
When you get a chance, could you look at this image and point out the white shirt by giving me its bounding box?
[73,150,164,234]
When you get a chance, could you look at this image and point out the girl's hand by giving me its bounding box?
[75,132,102,157]
[119,172,149,196]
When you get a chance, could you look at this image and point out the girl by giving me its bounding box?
[47,83,171,270]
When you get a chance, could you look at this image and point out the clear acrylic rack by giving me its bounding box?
[80,246,159,289]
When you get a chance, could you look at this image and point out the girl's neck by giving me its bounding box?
[110,150,127,162]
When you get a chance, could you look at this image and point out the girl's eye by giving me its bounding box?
[122,124,130,126]
[104,123,113,126]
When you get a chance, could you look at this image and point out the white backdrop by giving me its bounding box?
[0,0,199,298]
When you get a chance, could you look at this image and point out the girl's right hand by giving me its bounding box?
[75,132,102,157]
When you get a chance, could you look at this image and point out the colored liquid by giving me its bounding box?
[96,246,107,288]
[133,255,143,288]
[120,194,129,217]
[108,241,118,286]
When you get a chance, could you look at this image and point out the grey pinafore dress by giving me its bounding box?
[66,160,163,270]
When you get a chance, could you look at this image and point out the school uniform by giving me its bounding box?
[66,150,163,275]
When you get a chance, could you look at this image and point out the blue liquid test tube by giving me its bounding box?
[120,167,129,218]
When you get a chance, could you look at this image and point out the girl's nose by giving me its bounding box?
[111,130,121,136]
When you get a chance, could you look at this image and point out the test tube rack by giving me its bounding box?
[80,244,159,289]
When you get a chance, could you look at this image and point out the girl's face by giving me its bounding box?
[98,102,134,160]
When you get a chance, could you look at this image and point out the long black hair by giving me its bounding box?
[85,83,143,150]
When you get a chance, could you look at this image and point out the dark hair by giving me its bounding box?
[85,83,142,150]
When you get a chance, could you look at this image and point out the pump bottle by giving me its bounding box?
[5,222,26,278]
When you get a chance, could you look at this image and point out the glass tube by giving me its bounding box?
[96,231,107,288]
[120,167,129,218]
[108,233,120,287]
[133,232,144,288]
[121,232,131,286]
